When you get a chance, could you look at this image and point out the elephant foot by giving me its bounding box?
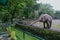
[48,26,51,29]
[47,26,51,29]
[44,27,47,29]
[44,27,51,29]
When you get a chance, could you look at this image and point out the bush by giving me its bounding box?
[10,31,17,40]
[7,26,12,36]
[7,25,17,40]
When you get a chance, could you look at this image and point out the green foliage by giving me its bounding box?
[7,26,12,35]
[0,0,56,22]
[0,26,3,33]
[12,27,41,40]
[54,11,60,19]
[38,3,55,17]
[7,26,17,40]
[32,4,40,10]
[10,31,17,40]
[0,0,36,23]
[17,3,26,9]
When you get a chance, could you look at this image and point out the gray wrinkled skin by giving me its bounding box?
[39,14,52,22]
[31,14,52,29]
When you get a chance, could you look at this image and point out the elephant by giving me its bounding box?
[30,14,52,29]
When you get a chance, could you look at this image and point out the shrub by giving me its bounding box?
[7,26,12,36]
[10,31,17,40]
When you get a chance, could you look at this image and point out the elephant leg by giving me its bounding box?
[47,21,50,29]
[49,21,52,28]
[43,22,45,28]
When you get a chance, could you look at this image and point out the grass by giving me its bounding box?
[12,27,40,40]
[52,24,60,30]
[25,34,39,40]
[12,28,23,40]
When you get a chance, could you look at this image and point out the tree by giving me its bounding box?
[0,0,35,23]
[54,11,60,19]
[38,3,55,17]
